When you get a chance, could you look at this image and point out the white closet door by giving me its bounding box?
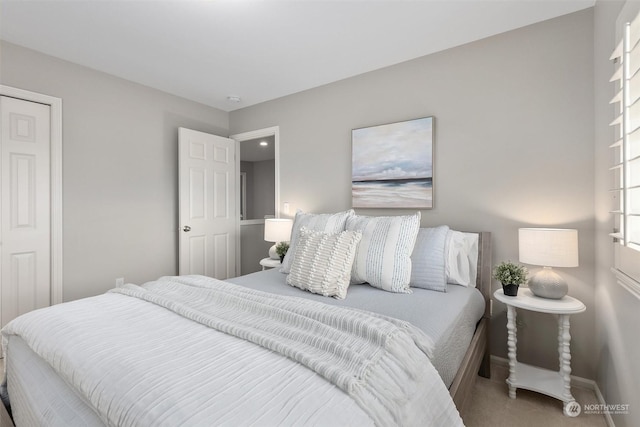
[0,96,51,328]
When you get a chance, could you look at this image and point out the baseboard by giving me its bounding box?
[592,381,616,427]
[490,356,615,427]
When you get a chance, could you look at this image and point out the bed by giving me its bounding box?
[1,211,491,427]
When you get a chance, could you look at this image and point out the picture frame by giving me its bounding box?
[352,116,434,209]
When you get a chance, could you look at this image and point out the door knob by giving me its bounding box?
[183,225,191,232]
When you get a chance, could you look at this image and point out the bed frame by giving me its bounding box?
[449,231,491,420]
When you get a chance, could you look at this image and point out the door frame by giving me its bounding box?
[229,126,280,277]
[0,85,63,305]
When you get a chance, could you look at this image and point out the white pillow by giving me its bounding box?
[346,212,421,293]
[410,226,450,292]
[445,230,479,287]
[286,227,362,299]
[464,232,479,287]
[281,209,354,274]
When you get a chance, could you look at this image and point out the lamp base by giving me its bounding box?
[268,244,279,260]
[528,267,567,299]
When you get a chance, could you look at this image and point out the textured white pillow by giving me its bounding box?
[286,228,362,299]
[280,209,354,274]
[346,212,421,293]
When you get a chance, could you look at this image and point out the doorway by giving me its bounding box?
[230,127,280,276]
[239,135,275,222]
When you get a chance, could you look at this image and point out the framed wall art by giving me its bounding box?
[352,116,434,209]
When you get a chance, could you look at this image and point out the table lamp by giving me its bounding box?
[518,228,579,299]
[264,218,293,260]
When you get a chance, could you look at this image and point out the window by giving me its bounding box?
[610,8,640,293]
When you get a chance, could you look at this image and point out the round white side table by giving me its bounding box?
[494,289,586,413]
[259,257,281,270]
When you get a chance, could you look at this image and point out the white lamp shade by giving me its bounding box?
[518,228,579,267]
[264,218,293,243]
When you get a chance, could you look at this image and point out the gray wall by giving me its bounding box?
[240,161,256,219]
[0,41,229,301]
[240,159,275,220]
[231,10,597,379]
[594,2,639,426]
[252,159,276,219]
[240,223,272,276]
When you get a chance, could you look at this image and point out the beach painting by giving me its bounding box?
[352,117,433,208]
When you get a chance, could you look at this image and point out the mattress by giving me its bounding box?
[229,268,485,387]
[5,337,105,426]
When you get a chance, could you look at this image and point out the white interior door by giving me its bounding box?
[179,128,237,279]
[0,96,51,328]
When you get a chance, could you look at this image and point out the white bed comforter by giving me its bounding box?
[2,275,463,427]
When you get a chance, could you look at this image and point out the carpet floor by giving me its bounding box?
[465,363,609,427]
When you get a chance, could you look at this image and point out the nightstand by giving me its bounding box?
[259,257,281,270]
[494,289,586,413]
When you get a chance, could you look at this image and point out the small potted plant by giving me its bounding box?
[275,241,290,263]
[493,261,528,296]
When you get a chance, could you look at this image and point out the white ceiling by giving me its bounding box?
[0,0,594,112]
